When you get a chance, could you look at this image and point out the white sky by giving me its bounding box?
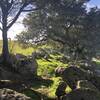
[0,13,25,40]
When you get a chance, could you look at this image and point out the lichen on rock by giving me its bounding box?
[0,88,31,100]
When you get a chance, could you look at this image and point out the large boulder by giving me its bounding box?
[62,88,100,100]
[0,88,31,100]
[56,66,92,90]
[15,53,38,77]
[55,65,100,100]
[55,65,100,92]
[0,53,38,80]
[0,67,21,80]
[19,56,38,77]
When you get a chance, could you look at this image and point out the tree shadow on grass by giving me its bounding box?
[0,77,54,100]
[30,76,53,88]
[23,88,56,100]
[0,76,53,90]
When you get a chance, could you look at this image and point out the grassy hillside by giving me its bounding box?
[2,40,100,99]
[0,40,60,55]
[0,40,36,55]
[0,40,69,99]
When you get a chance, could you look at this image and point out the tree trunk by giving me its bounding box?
[2,10,9,63]
[2,28,9,62]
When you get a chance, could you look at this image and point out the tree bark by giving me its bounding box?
[2,28,9,62]
[2,9,9,63]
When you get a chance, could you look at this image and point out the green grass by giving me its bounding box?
[24,77,71,99]
[0,40,49,55]
[9,41,36,55]
[0,39,63,55]
[0,40,69,99]
[0,40,36,55]
[48,77,62,97]
[37,58,67,77]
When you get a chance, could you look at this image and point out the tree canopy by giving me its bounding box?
[17,0,100,61]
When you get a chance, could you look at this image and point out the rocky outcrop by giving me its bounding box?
[19,56,38,77]
[62,88,100,100]
[0,88,31,100]
[0,67,21,80]
[55,81,67,100]
[0,53,38,80]
[55,66,93,90]
[55,65,100,100]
